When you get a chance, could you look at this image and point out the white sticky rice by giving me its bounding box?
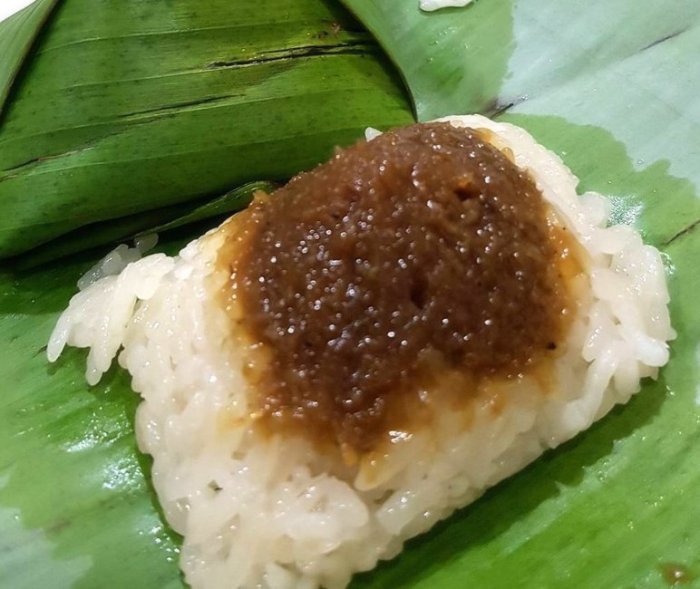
[47,115,674,589]
[420,0,473,12]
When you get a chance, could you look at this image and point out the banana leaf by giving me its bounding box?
[0,0,59,116]
[2,1,700,589]
[0,0,412,258]
[14,181,277,268]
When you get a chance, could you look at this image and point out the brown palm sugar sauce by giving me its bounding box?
[218,122,578,455]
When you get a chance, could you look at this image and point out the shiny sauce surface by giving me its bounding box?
[220,123,574,454]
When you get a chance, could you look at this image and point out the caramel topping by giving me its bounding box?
[219,122,574,453]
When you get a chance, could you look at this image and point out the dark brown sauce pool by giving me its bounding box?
[218,122,577,455]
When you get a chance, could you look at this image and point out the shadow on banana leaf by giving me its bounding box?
[10,180,277,271]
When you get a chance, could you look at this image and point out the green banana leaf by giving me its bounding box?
[15,181,277,268]
[2,1,700,589]
[0,0,412,258]
[0,0,59,116]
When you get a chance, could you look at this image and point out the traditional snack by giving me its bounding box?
[48,115,674,589]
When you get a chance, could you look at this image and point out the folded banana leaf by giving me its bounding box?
[13,180,278,269]
[0,0,412,258]
[2,1,700,588]
[0,0,59,114]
